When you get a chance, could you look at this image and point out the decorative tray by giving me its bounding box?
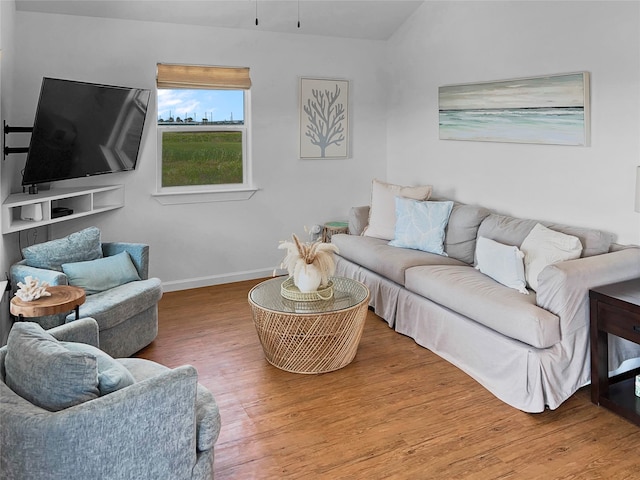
[281,277,334,302]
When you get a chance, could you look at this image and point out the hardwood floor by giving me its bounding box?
[137,279,640,479]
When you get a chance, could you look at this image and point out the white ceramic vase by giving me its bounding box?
[294,263,322,292]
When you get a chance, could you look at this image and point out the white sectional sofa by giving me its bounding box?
[331,194,640,413]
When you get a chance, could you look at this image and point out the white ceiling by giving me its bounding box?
[14,0,425,40]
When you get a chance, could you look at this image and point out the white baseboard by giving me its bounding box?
[160,268,279,292]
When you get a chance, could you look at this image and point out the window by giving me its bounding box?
[155,64,256,202]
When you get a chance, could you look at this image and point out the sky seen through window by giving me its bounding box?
[157,89,244,123]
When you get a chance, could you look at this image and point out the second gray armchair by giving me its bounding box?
[0,318,221,480]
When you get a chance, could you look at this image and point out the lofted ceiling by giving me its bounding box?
[14,0,425,40]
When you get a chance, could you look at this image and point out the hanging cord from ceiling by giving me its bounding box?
[254,0,301,28]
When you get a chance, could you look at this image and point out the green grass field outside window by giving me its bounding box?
[162,131,243,187]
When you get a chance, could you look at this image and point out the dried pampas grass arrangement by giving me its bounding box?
[278,234,339,291]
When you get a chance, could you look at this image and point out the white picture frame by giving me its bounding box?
[299,78,349,159]
[439,72,590,146]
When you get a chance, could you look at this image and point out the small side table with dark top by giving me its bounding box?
[589,278,640,426]
[322,221,349,243]
[10,285,86,322]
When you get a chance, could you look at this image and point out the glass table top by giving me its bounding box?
[249,276,369,314]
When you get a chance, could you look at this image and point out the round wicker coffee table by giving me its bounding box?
[248,276,370,374]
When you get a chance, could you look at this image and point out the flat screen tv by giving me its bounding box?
[22,77,151,191]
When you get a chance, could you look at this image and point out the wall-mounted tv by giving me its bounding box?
[22,77,151,191]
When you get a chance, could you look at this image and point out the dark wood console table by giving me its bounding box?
[589,278,640,426]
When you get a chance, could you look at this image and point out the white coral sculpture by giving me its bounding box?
[278,234,340,289]
[15,276,52,302]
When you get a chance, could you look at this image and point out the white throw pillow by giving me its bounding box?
[520,223,583,291]
[475,236,528,294]
[363,179,432,240]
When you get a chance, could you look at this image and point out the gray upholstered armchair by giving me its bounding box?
[10,227,162,357]
[0,318,221,480]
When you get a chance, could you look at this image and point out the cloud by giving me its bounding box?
[157,90,202,118]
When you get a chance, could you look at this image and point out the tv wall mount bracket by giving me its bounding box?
[3,120,33,158]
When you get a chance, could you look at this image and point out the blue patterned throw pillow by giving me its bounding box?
[389,198,454,255]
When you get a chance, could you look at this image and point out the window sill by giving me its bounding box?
[152,187,259,205]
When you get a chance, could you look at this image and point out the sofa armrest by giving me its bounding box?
[48,318,100,347]
[102,242,149,279]
[10,262,68,292]
[348,205,370,236]
[536,247,640,336]
[1,365,198,479]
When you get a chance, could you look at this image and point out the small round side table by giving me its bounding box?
[322,221,349,243]
[10,285,86,321]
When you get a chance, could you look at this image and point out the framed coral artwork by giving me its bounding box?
[299,78,349,159]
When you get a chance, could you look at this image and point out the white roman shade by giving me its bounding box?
[156,64,251,90]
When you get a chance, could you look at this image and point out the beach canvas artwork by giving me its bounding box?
[439,73,590,145]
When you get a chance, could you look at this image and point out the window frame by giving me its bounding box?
[153,78,256,204]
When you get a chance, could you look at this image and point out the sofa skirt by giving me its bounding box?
[335,257,401,328]
[335,253,640,412]
[394,287,590,413]
[336,255,588,412]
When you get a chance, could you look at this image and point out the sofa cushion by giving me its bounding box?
[389,198,454,255]
[61,341,135,395]
[404,265,560,348]
[363,179,432,240]
[444,202,492,264]
[520,223,582,291]
[477,214,611,258]
[332,234,466,286]
[117,356,170,381]
[475,237,528,294]
[62,251,142,295]
[546,223,611,257]
[69,277,163,330]
[349,206,370,236]
[4,322,100,411]
[22,226,103,272]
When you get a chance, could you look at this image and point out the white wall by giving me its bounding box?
[1,1,18,275]
[5,1,639,295]
[387,1,640,245]
[0,0,17,345]
[8,11,387,289]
